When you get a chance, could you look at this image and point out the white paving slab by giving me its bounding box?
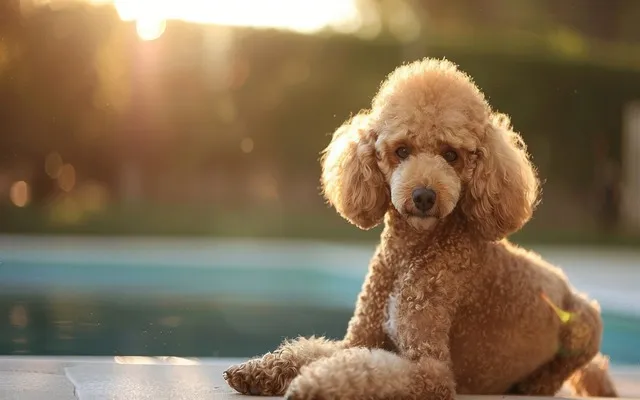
[65,363,226,400]
[0,371,76,400]
[0,357,638,399]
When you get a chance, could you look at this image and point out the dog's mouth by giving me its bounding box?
[402,208,441,231]
[403,205,440,220]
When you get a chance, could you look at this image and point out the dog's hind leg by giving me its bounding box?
[508,295,616,396]
[566,352,618,397]
[285,347,455,400]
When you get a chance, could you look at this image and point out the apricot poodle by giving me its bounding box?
[223,58,618,399]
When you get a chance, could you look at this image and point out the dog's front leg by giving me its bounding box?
[343,245,397,349]
[283,269,458,400]
[223,336,345,396]
[391,269,459,400]
[224,246,394,396]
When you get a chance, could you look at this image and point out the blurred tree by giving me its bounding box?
[0,4,119,203]
[0,0,639,236]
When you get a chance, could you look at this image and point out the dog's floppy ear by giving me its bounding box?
[320,113,390,230]
[462,113,540,241]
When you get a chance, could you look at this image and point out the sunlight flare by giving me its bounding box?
[136,18,167,41]
[87,0,362,40]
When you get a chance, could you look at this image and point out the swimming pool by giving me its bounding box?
[0,237,638,365]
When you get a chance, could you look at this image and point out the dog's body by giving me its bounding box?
[375,212,602,396]
[224,59,617,399]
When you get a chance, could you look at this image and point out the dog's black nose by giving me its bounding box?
[412,187,436,213]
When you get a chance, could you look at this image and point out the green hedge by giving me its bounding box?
[1,205,639,248]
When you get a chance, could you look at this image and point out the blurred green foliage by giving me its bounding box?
[0,1,639,244]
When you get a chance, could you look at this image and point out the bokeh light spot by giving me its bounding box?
[45,152,64,179]
[9,181,30,208]
[240,138,254,153]
[136,18,167,41]
[57,164,77,192]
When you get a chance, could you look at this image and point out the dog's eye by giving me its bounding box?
[443,150,458,163]
[395,146,410,159]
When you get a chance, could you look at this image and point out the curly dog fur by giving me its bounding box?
[224,58,618,399]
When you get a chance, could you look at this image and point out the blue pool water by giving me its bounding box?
[0,256,638,364]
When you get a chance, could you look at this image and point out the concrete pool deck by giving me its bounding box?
[0,356,638,399]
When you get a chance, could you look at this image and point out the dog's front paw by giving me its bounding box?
[284,373,335,400]
[223,361,265,395]
[223,355,298,396]
[283,360,368,400]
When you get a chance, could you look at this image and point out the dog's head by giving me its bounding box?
[321,58,539,241]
